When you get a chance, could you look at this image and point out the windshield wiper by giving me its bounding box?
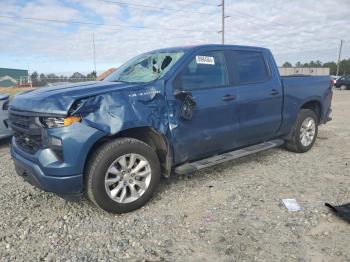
[112,80,130,83]
[111,80,153,85]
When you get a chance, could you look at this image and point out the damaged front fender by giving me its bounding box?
[73,81,174,176]
[74,82,169,136]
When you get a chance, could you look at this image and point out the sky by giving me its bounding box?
[0,0,350,75]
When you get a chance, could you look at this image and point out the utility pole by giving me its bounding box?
[336,39,343,76]
[218,0,230,45]
[221,0,225,44]
[28,64,32,88]
[93,32,97,79]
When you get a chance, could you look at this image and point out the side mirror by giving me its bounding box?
[174,89,187,98]
[174,90,196,120]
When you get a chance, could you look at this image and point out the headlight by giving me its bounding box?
[40,116,81,128]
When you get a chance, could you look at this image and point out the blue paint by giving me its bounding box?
[10,44,333,197]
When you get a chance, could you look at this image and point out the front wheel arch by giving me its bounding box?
[83,127,173,184]
[85,137,161,213]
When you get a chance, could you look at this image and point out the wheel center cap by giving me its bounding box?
[123,173,131,181]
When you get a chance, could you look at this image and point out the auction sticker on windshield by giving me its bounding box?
[196,56,215,65]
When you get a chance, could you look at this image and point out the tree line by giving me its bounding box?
[282,58,350,75]
[30,71,97,87]
[29,57,350,87]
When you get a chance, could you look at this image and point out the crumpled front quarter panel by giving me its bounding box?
[77,83,169,135]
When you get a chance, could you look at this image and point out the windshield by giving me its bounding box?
[104,50,185,83]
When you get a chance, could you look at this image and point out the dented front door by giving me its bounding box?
[167,50,239,164]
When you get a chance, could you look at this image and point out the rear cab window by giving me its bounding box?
[173,50,229,90]
[228,50,271,85]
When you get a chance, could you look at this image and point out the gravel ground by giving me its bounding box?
[0,90,349,261]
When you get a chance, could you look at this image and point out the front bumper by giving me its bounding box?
[10,122,107,201]
[12,144,83,200]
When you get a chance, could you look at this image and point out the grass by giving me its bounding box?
[0,87,37,100]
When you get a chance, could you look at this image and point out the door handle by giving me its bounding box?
[222,94,236,101]
[270,89,280,96]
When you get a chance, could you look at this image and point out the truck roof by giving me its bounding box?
[150,44,270,53]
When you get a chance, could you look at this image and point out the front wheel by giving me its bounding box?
[86,138,161,213]
[285,109,318,153]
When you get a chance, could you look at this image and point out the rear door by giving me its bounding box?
[168,50,239,164]
[227,50,283,147]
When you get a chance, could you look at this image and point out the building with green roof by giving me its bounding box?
[0,68,29,87]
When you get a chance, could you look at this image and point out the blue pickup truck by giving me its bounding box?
[9,44,332,213]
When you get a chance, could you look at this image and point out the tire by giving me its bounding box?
[340,85,347,90]
[285,109,318,153]
[86,138,161,213]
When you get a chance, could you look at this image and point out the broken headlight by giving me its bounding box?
[40,116,81,128]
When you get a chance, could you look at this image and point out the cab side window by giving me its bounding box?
[231,51,270,84]
[173,51,228,90]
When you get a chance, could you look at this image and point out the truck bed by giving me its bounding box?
[278,75,332,136]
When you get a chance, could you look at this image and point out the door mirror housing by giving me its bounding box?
[173,89,196,120]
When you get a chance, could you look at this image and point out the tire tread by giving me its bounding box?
[285,109,318,153]
[85,137,159,213]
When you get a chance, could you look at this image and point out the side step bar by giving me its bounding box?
[174,139,284,175]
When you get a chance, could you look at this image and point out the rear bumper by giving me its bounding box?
[323,108,332,124]
[11,141,83,201]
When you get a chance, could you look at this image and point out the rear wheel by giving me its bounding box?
[340,85,347,90]
[285,109,318,153]
[86,138,161,213]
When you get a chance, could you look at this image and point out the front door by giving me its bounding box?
[167,50,239,164]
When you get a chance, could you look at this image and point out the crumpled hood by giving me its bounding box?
[10,81,141,115]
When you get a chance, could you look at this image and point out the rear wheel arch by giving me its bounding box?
[285,109,318,153]
[283,100,321,141]
[300,100,322,123]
